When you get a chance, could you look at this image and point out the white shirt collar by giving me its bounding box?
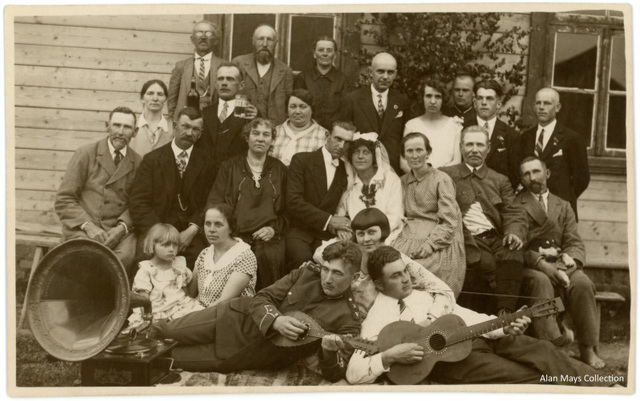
[538,119,557,134]
[137,113,169,131]
[465,163,483,172]
[194,52,212,61]
[371,84,389,98]
[321,145,338,166]
[477,115,497,136]
[375,290,423,310]
[107,138,127,158]
[218,99,236,114]
[171,140,193,159]
[531,189,549,200]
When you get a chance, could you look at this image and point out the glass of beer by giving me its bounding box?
[234,94,249,118]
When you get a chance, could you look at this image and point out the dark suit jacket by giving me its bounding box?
[515,191,585,270]
[198,101,248,170]
[341,86,411,174]
[168,265,360,380]
[130,142,217,233]
[463,118,522,190]
[444,104,476,122]
[440,163,527,264]
[520,123,590,219]
[168,55,225,121]
[232,53,294,126]
[286,148,347,242]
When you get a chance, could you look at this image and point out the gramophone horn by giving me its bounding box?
[26,239,131,361]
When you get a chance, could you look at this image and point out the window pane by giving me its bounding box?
[556,92,594,147]
[289,15,334,72]
[606,95,626,150]
[610,35,625,91]
[553,33,598,89]
[231,14,276,59]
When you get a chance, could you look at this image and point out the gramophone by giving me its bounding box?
[25,239,178,386]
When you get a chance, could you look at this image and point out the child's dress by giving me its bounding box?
[128,256,204,326]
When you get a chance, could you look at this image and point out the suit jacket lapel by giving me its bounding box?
[160,145,177,195]
[541,124,563,160]
[182,57,195,94]
[269,61,285,94]
[108,147,135,185]
[97,138,117,178]
[208,57,222,95]
[547,193,563,225]
[361,87,380,131]
[207,100,220,146]
[312,149,328,198]
[380,90,400,136]
[241,55,260,88]
[488,120,505,158]
[182,146,204,195]
[521,191,548,227]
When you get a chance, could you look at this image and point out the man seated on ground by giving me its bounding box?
[345,246,604,386]
[441,125,527,315]
[517,156,603,369]
[150,240,362,382]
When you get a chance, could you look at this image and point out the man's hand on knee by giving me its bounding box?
[84,221,109,244]
[104,224,127,249]
[502,233,523,251]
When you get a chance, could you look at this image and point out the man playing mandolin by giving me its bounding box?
[150,240,362,382]
[345,246,603,386]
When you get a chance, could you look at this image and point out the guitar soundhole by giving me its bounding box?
[429,333,446,351]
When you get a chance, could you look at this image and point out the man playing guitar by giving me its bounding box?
[345,246,605,386]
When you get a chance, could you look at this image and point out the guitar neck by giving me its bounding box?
[305,329,378,354]
[446,309,533,346]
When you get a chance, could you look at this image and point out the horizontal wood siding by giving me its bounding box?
[14,14,203,227]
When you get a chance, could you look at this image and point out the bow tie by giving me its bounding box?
[331,158,340,167]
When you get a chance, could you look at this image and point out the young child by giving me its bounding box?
[127,223,204,328]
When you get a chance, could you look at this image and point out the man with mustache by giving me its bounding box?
[517,156,603,369]
[520,87,590,220]
[150,240,362,382]
[463,79,521,190]
[294,36,352,130]
[130,107,217,268]
[341,52,411,174]
[232,24,294,125]
[55,106,141,278]
[441,126,527,316]
[168,21,224,120]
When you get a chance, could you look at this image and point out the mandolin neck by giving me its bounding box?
[447,308,533,345]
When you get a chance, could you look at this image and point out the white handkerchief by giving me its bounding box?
[395,111,403,119]
[552,149,564,157]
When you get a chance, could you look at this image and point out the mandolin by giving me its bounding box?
[378,297,565,385]
[270,311,378,356]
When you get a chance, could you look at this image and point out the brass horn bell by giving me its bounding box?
[26,238,148,361]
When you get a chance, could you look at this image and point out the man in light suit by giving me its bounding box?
[341,52,411,174]
[284,121,356,272]
[517,156,603,369]
[232,24,294,126]
[463,79,521,190]
[441,126,527,316]
[168,20,224,120]
[130,107,217,268]
[197,62,253,169]
[520,87,590,220]
[54,106,141,277]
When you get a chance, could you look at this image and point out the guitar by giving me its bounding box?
[378,297,565,385]
[270,311,378,356]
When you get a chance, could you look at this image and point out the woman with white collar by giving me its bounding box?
[335,132,403,243]
[129,79,173,156]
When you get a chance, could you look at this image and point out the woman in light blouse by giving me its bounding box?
[129,79,173,156]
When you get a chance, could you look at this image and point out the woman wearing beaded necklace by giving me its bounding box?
[206,118,288,290]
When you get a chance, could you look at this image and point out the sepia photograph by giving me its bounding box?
[6,1,634,397]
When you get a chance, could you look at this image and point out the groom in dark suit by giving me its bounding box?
[130,107,217,268]
[341,52,411,174]
[284,121,356,272]
[520,87,590,219]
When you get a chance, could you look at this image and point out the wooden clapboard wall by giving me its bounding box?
[14,14,204,227]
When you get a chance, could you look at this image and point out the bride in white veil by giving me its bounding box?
[336,132,404,243]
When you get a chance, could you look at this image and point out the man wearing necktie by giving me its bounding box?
[130,107,217,268]
[55,107,141,278]
[463,79,521,190]
[520,87,590,220]
[341,52,412,175]
[344,246,605,386]
[285,121,356,272]
[516,156,603,370]
[198,62,257,169]
[441,126,527,316]
[168,21,224,121]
